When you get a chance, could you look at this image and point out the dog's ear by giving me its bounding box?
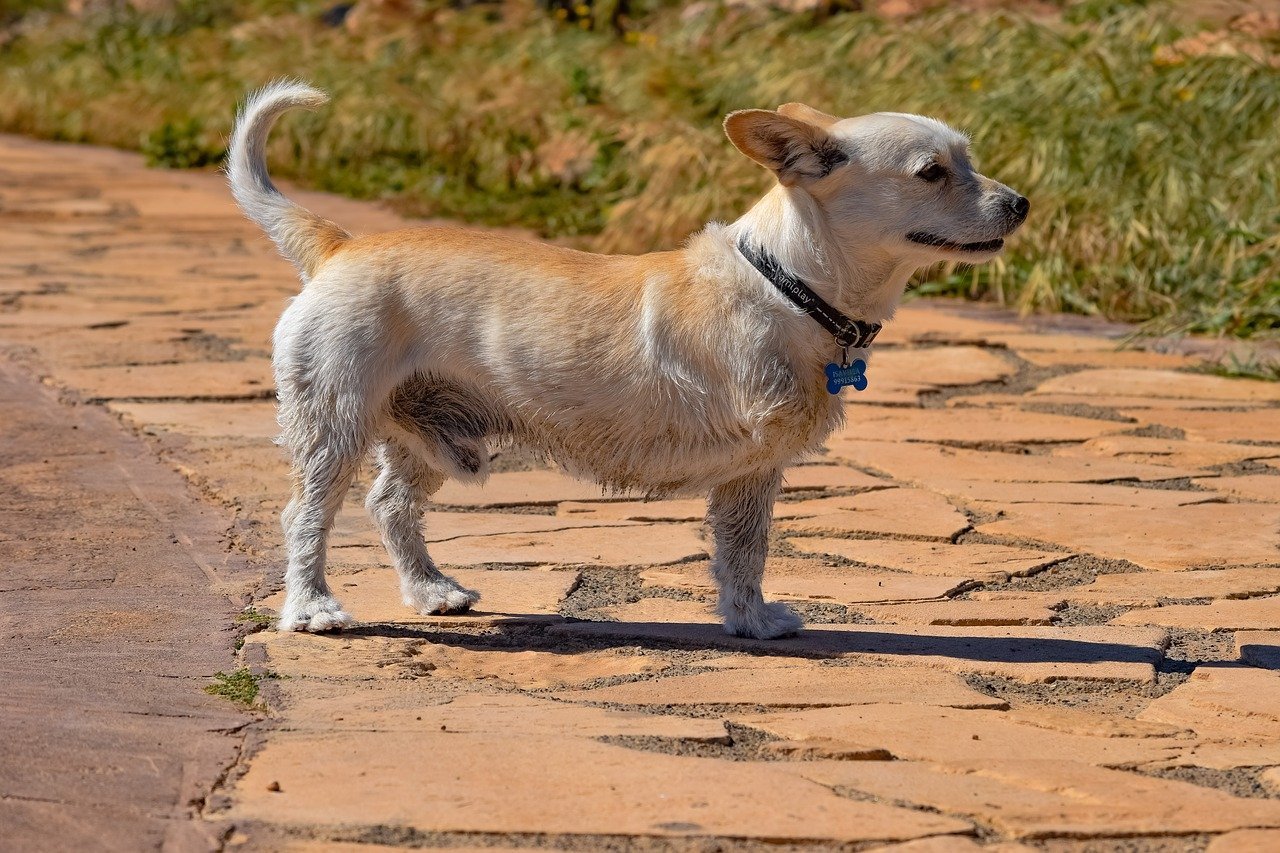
[724,109,847,187]
[777,102,840,130]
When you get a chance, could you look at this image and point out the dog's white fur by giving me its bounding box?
[228,80,1025,639]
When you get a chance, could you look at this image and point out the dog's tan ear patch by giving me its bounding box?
[724,109,847,187]
[777,102,840,130]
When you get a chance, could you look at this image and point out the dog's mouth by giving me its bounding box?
[906,232,1005,253]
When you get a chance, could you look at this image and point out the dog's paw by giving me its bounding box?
[721,600,803,640]
[277,595,354,632]
[403,576,481,616]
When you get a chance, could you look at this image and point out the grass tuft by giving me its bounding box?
[204,667,260,707]
[0,1,1276,339]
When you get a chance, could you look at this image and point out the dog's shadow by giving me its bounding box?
[346,617,1172,669]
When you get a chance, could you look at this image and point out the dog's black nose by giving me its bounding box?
[1008,194,1030,222]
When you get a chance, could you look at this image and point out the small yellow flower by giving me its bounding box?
[624,31,639,44]
[969,78,983,91]
[1176,87,1194,101]
[579,17,591,29]
[554,7,568,20]
[574,3,590,16]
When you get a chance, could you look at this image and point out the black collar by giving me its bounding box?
[736,237,882,351]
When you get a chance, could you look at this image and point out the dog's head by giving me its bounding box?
[725,103,1027,264]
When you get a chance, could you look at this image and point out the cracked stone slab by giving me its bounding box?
[829,439,1186,485]
[1140,666,1280,745]
[1193,475,1280,503]
[1208,830,1280,853]
[1017,348,1198,369]
[830,405,1124,444]
[928,478,1222,509]
[1124,407,1280,444]
[107,400,279,439]
[794,759,1280,839]
[862,599,1057,626]
[978,503,1280,571]
[554,607,1166,682]
[50,358,274,401]
[556,661,1005,709]
[432,470,626,507]
[1110,597,1280,631]
[640,558,969,605]
[1054,435,1280,471]
[429,523,709,567]
[775,487,970,539]
[1034,369,1280,403]
[1236,631,1280,669]
[872,345,1016,387]
[1063,568,1280,607]
[229,730,972,842]
[787,538,1067,581]
[260,565,578,626]
[738,703,1185,765]
[329,510,644,548]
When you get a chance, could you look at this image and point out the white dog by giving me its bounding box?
[228,81,1026,640]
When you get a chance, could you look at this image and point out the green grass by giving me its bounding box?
[0,0,1276,339]
[204,667,260,707]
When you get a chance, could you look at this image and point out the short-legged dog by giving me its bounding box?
[228,81,1026,639]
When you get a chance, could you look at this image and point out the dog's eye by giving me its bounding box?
[916,163,946,183]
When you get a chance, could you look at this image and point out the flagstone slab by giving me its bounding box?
[249,631,668,689]
[927,478,1221,509]
[1034,369,1280,403]
[554,612,1166,683]
[829,440,1186,485]
[952,393,1252,411]
[1110,597,1280,631]
[1064,568,1280,607]
[432,470,623,507]
[978,503,1280,571]
[738,704,1184,765]
[50,359,274,401]
[1236,631,1280,669]
[429,523,709,567]
[871,345,1016,387]
[230,730,971,842]
[1139,666,1280,744]
[639,558,968,605]
[863,599,1056,626]
[1124,407,1280,444]
[556,498,707,522]
[259,566,577,626]
[1193,475,1280,503]
[831,405,1124,445]
[776,487,969,539]
[1054,436,1280,470]
[107,400,279,439]
[1017,349,1198,369]
[1207,830,1280,853]
[329,511,643,549]
[867,838,1036,853]
[273,691,732,742]
[781,464,889,491]
[794,759,1280,839]
[557,661,1004,709]
[787,538,1067,581]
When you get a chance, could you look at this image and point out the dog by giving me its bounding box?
[227,80,1026,640]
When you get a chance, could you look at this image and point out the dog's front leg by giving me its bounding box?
[707,468,802,639]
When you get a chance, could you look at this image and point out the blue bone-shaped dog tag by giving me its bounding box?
[825,359,868,394]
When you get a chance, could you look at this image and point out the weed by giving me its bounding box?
[203,667,260,707]
[0,1,1276,338]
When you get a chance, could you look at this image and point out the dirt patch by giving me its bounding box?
[1134,765,1279,800]
[955,554,1141,598]
[962,672,1189,717]
[598,722,782,761]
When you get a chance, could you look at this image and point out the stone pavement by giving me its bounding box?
[0,133,1277,852]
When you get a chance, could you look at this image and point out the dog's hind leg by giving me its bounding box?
[367,439,481,615]
[277,433,363,632]
[707,468,801,639]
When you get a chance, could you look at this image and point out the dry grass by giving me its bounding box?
[0,0,1277,338]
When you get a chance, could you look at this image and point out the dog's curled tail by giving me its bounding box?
[227,80,349,281]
